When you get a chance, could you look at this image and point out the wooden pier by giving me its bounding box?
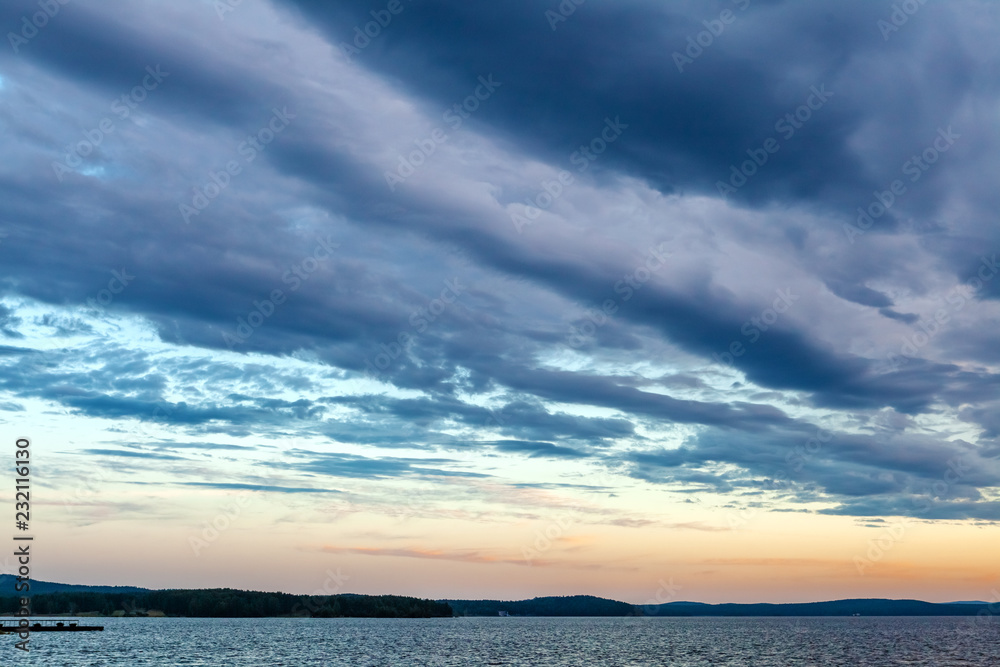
[0,618,104,632]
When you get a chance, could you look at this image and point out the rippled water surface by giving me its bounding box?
[4,616,999,666]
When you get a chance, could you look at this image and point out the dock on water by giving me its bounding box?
[0,618,104,632]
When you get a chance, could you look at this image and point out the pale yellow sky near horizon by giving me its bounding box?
[17,450,1000,605]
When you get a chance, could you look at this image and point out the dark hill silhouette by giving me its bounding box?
[2,578,996,617]
[646,598,997,617]
[445,595,637,617]
[0,574,148,595]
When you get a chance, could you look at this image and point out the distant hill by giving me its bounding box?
[646,598,997,617]
[2,578,995,618]
[0,587,452,618]
[447,596,998,617]
[445,595,637,617]
[0,575,149,595]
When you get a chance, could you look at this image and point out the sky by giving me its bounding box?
[1,0,999,605]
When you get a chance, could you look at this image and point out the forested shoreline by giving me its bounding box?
[2,589,994,618]
[0,589,453,618]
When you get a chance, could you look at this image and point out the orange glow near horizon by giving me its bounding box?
[29,498,1000,605]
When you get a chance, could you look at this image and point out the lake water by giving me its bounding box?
[2,616,999,665]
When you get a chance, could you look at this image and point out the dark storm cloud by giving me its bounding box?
[59,394,319,427]
[0,0,990,421]
[324,394,634,446]
[0,304,23,337]
[292,450,491,480]
[485,440,588,459]
[239,128,968,416]
[0,0,290,128]
[179,481,340,494]
[0,345,330,436]
[474,362,794,429]
[83,448,186,461]
[820,498,1000,522]
[278,0,872,200]
[825,280,894,308]
[267,0,1000,373]
[148,442,257,452]
[879,308,919,324]
[621,423,1000,519]
[276,0,972,212]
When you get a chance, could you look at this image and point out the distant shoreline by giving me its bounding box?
[2,581,997,619]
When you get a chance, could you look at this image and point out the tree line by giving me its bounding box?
[445,595,638,617]
[0,589,453,618]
